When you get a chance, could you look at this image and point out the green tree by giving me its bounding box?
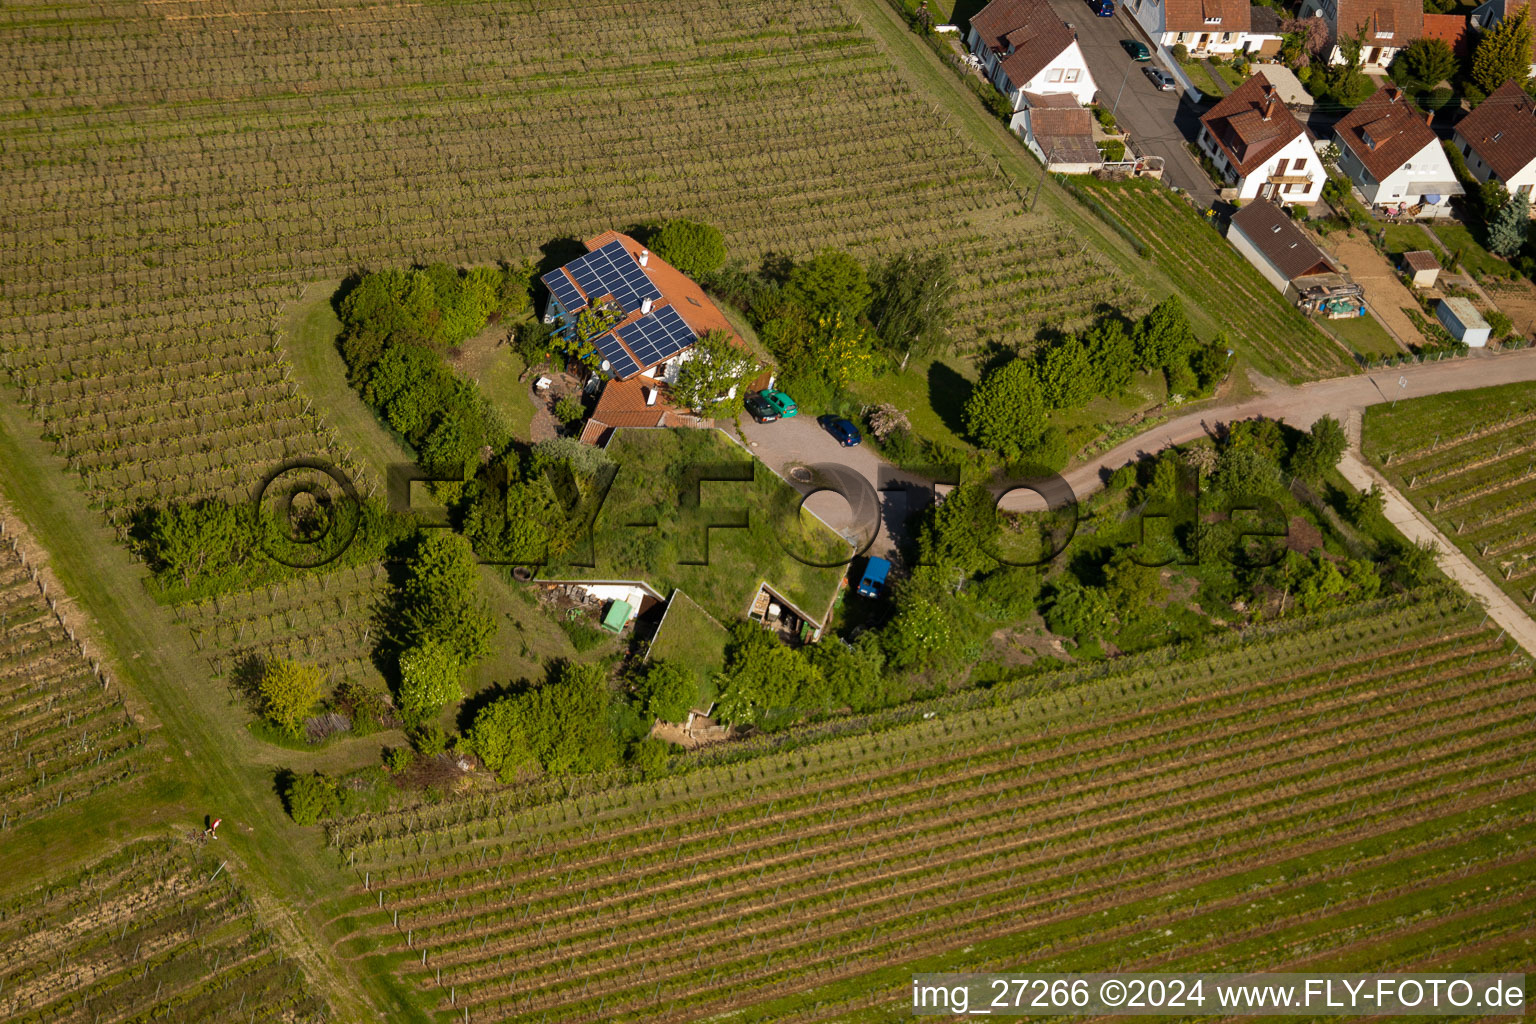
[880,569,978,673]
[1133,298,1196,372]
[145,500,252,588]
[670,329,762,414]
[963,359,1048,459]
[634,660,697,722]
[1043,578,1114,641]
[1394,38,1456,89]
[917,482,1001,575]
[395,531,496,662]
[783,250,872,319]
[1290,414,1348,480]
[256,658,323,736]
[1102,550,1167,625]
[805,635,890,712]
[397,638,464,723]
[716,622,827,725]
[463,698,538,782]
[1035,336,1097,409]
[648,220,727,279]
[554,393,585,426]
[1345,482,1386,523]
[866,253,956,358]
[1083,319,1135,395]
[282,771,340,826]
[1488,190,1530,257]
[1473,6,1533,95]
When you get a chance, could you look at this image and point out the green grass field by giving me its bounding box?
[1325,310,1402,358]
[1364,381,1536,619]
[647,590,731,708]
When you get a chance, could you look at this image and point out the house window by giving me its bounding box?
[1522,184,1535,198]
[1462,142,1470,157]
[1047,69,1064,82]
[1064,68,1080,81]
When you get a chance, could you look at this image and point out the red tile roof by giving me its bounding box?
[1331,0,1423,47]
[1162,0,1252,33]
[969,0,1076,90]
[1333,86,1435,183]
[1022,93,1100,163]
[1421,13,1472,58]
[579,378,691,446]
[1401,249,1440,273]
[1455,79,1536,182]
[1199,73,1306,176]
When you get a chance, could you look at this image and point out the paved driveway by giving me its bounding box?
[1044,0,1217,205]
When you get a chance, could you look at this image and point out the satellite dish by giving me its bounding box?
[600,360,611,371]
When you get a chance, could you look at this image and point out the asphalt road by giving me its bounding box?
[1044,0,1217,205]
[738,349,1536,550]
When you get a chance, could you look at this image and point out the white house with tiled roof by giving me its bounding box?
[1332,86,1462,216]
[1198,74,1324,203]
[967,0,1097,120]
[1125,0,1281,55]
[1452,80,1536,209]
[1298,0,1424,66]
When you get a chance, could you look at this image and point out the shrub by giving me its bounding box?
[648,219,727,279]
[963,359,1047,459]
[282,771,340,826]
[1097,139,1126,162]
[397,640,464,724]
[383,746,413,772]
[627,736,673,779]
[257,659,323,737]
[633,660,696,723]
[408,722,450,755]
[1172,42,1189,62]
[554,393,585,425]
[334,679,392,735]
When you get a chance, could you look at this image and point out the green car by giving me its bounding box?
[759,388,798,418]
[1120,38,1151,61]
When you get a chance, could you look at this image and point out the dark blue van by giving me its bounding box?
[1090,0,1115,15]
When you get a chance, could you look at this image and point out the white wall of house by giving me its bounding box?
[1199,129,1325,203]
[967,28,1096,108]
[1452,130,1536,202]
[1226,223,1293,292]
[1335,136,1461,214]
[1124,0,1277,52]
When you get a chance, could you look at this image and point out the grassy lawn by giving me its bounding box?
[1428,221,1511,281]
[851,354,977,452]
[450,320,539,442]
[280,281,414,490]
[1381,223,1447,264]
[542,428,848,625]
[1213,63,1246,90]
[1180,60,1223,96]
[1324,311,1402,358]
[648,590,730,708]
[1054,369,1168,453]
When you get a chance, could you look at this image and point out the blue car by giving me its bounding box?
[817,415,862,447]
[1090,0,1114,14]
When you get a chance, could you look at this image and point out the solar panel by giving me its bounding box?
[561,240,661,315]
[594,332,640,379]
[541,269,586,315]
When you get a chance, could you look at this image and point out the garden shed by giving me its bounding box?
[1435,297,1490,346]
[1400,250,1440,289]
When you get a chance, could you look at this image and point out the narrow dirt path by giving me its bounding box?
[1337,450,1536,658]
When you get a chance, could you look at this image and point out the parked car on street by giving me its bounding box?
[1120,39,1151,60]
[1144,67,1176,90]
[1089,0,1114,16]
[743,391,779,423]
[817,415,862,447]
[758,388,798,418]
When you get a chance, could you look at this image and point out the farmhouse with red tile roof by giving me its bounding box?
[1197,74,1325,204]
[966,0,1097,122]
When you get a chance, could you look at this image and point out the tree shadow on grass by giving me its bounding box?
[927,361,974,439]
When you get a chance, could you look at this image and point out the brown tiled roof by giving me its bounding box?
[1022,94,1099,163]
[1249,5,1283,33]
[579,378,692,445]
[1199,73,1306,175]
[1162,0,1251,32]
[1455,79,1536,182]
[1331,0,1423,46]
[1402,250,1440,272]
[969,0,1076,89]
[1421,13,1472,57]
[1333,86,1435,183]
[1229,201,1336,281]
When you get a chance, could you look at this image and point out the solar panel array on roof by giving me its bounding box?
[564,240,661,314]
[542,269,585,315]
[594,334,640,380]
[616,305,697,369]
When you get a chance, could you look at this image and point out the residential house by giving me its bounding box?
[1451,80,1536,204]
[1018,93,1102,170]
[966,0,1097,132]
[1198,74,1325,203]
[1126,0,1282,56]
[1296,0,1423,67]
[540,230,738,384]
[577,376,700,447]
[1331,86,1463,216]
[1226,200,1365,313]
